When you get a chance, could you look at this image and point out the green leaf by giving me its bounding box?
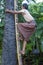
[40,38,43,52]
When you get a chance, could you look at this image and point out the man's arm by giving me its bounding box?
[5,9,22,14]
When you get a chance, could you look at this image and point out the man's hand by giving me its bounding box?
[5,9,10,13]
[5,9,22,14]
[5,9,15,14]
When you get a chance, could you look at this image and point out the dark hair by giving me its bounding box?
[22,3,28,9]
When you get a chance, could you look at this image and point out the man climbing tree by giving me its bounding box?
[2,0,17,65]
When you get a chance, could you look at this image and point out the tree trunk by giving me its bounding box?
[2,0,17,65]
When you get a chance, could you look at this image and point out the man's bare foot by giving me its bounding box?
[20,50,25,55]
[5,9,10,13]
[18,36,23,41]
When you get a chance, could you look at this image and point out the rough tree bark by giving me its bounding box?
[2,0,17,65]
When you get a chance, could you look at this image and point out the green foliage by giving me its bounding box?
[28,3,43,53]
[0,0,5,49]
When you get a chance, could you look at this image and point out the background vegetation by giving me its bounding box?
[0,0,5,49]
[0,0,5,64]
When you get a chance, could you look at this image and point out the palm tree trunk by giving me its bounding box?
[2,0,17,65]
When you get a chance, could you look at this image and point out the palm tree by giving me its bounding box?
[2,0,17,65]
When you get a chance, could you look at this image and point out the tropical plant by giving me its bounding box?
[0,0,17,65]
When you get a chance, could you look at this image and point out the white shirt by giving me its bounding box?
[19,9,34,22]
[22,0,29,5]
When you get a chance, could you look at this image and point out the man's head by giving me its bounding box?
[22,3,28,9]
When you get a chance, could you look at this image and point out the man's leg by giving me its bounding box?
[20,40,27,54]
